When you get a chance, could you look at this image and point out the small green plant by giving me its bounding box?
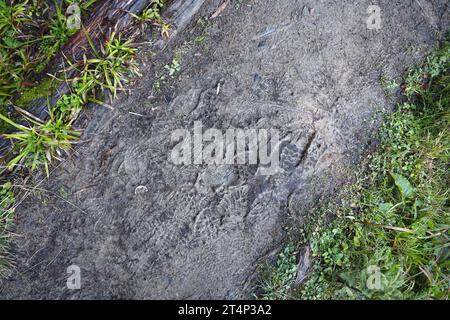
[38,1,79,72]
[0,0,143,279]
[258,244,298,300]
[134,6,162,23]
[0,0,30,35]
[0,107,80,176]
[131,0,170,37]
[70,31,140,101]
[56,92,84,120]
[194,35,206,45]
[164,58,181,77]
[0,182,15,211]
[381,75,399,90]
[233,0,248,10]
[63,0,97,13]
[14,78,61,107]
[0,181,15,277]
[135,0,166,22]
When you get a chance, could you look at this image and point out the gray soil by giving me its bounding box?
[1,0,449,299]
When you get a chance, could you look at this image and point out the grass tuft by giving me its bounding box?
[0,181,15,277]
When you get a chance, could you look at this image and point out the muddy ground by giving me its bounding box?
[1,0,449,299]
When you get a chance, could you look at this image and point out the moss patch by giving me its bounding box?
[14,77,61,108]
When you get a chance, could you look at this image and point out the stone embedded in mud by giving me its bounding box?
[135,186,149,195]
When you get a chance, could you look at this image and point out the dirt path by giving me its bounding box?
[1,0,449,299]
